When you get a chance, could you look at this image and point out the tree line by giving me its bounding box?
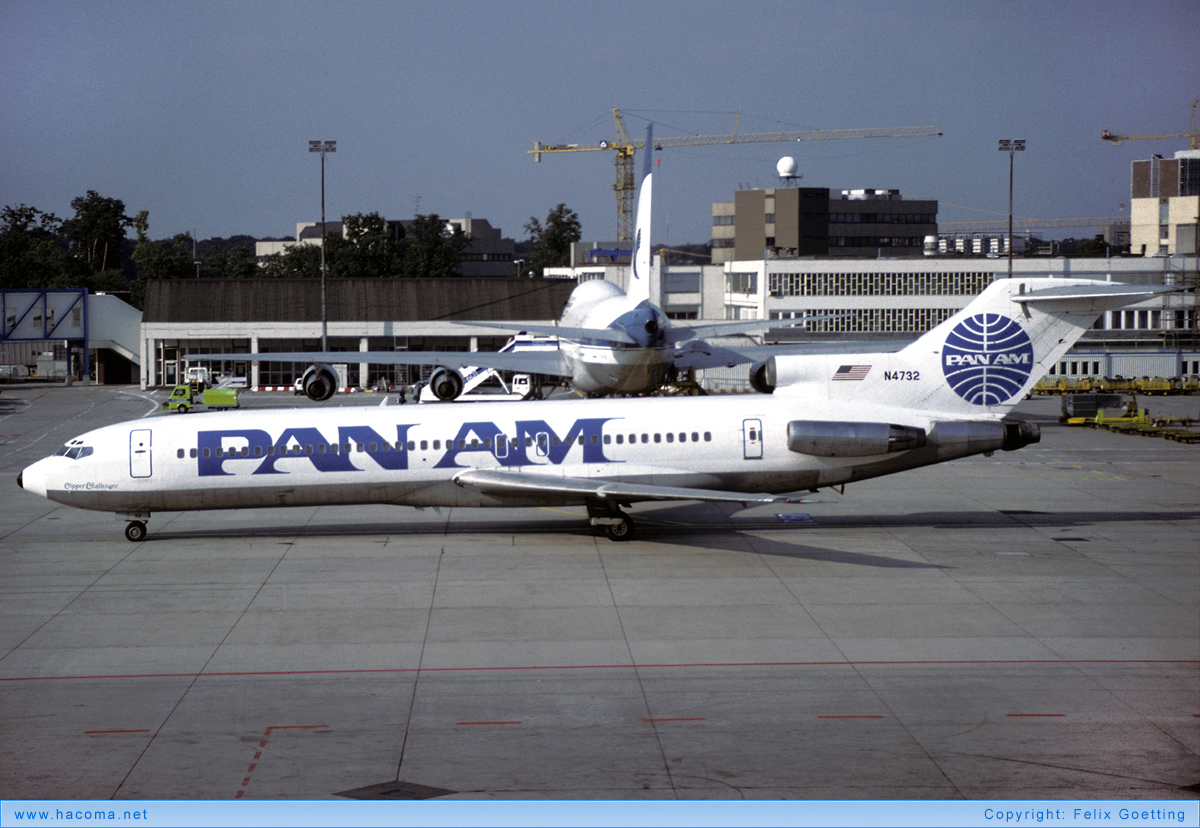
[1,190,583,309]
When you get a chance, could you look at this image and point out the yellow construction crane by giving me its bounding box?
[1101,99,1199,150]
[531,109,943,242]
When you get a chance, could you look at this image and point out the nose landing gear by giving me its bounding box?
[123,513,150,542]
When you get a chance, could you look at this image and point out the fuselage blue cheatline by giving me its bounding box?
[19,278,1168,541]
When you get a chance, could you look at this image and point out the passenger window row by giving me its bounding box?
[178,430,715,459]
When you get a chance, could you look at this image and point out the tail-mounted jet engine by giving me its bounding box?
[749,361,774,394]
[427,367,465,401]
[300,364,339,402]
[786,420,927,457]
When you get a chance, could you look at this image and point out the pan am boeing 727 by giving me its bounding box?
[19,277,1167,541]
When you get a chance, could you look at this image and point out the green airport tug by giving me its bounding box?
[161,383,239,413]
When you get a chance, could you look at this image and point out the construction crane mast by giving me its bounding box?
[1101,99,1200,150]
[531,109,943,242]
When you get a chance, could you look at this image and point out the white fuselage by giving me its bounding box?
[17,393,967,516]
[557,280,670,394]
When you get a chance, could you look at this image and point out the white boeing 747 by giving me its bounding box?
[193,126,833,401]
[19,277,1165,542]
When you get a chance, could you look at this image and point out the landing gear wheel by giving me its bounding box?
[124,521,147,542]
[605,515,634,542]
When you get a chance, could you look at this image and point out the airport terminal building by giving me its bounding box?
[135,253,1199,392]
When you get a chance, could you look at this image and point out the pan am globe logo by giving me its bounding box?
[942,313,1034,405]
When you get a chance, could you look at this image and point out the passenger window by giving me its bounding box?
[616,435,624,444]
[590,435,598,445]
[267,445,275,456]
[433,440,441,450]
[190,448,197,458]
[407,441,415,451]
[254,446,263,457]
[356,443,365,452]
[666,433,674,443]
[469,439,478,449]
[641,434,649,444]
[525,437,533,448]
[679,433,686,442]
[177,449,184,459]
[305,445,314,455]
[203,448,211,458]
[318,444,327,454]
[691,432,699,442]
[654,434,661,443]
[603,435,611,445]
[420,440,428,451]
[215,448,224,458]
[369,442,378,452]
[704,432,712,441]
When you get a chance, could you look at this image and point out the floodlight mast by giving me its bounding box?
[998,139,1025,279]
[309,140,336,350]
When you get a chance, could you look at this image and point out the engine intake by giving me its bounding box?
[786,420,926,457]
[428,367,464,401]
[301,364,339,402]
[749,362,774,394]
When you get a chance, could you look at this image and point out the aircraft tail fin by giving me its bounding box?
[771,277,1173,418]
[896,277,1172,414]
[629,124,653,306]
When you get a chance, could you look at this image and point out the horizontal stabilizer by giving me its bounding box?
[666,313,847,344]
[1013,283,1175,304]
[454,468,784,507]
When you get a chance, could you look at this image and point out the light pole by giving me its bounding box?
[998,139,1024,278]
[309,140,336,350]
[514,258,525,278]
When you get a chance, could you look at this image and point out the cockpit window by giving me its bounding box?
[55,443,93,459]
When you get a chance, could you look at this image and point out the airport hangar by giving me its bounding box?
[143,254,1199,393]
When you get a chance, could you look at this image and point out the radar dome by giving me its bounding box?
[776,156,798,178]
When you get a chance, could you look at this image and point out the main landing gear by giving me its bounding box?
[586,501,635,542]
[123,513,150,542]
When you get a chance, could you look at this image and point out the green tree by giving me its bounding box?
[328,212,405,278]
[400,214,469,279]
[0,204,87,289]
[61,191,133,273]
[524,203,581,276]
[258,242,322,279]
[131,231,196,306]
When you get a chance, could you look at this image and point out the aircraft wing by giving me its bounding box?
[665,314,846,344]
[668,339,911,370]
[451,321,637,345]
[183,350,572,377]
[453,468,789,507]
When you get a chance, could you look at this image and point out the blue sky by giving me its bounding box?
[3,0,1197,246]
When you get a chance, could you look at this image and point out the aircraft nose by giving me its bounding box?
[18,460,48,499]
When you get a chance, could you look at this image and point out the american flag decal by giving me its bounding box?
[833,364,871,381]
